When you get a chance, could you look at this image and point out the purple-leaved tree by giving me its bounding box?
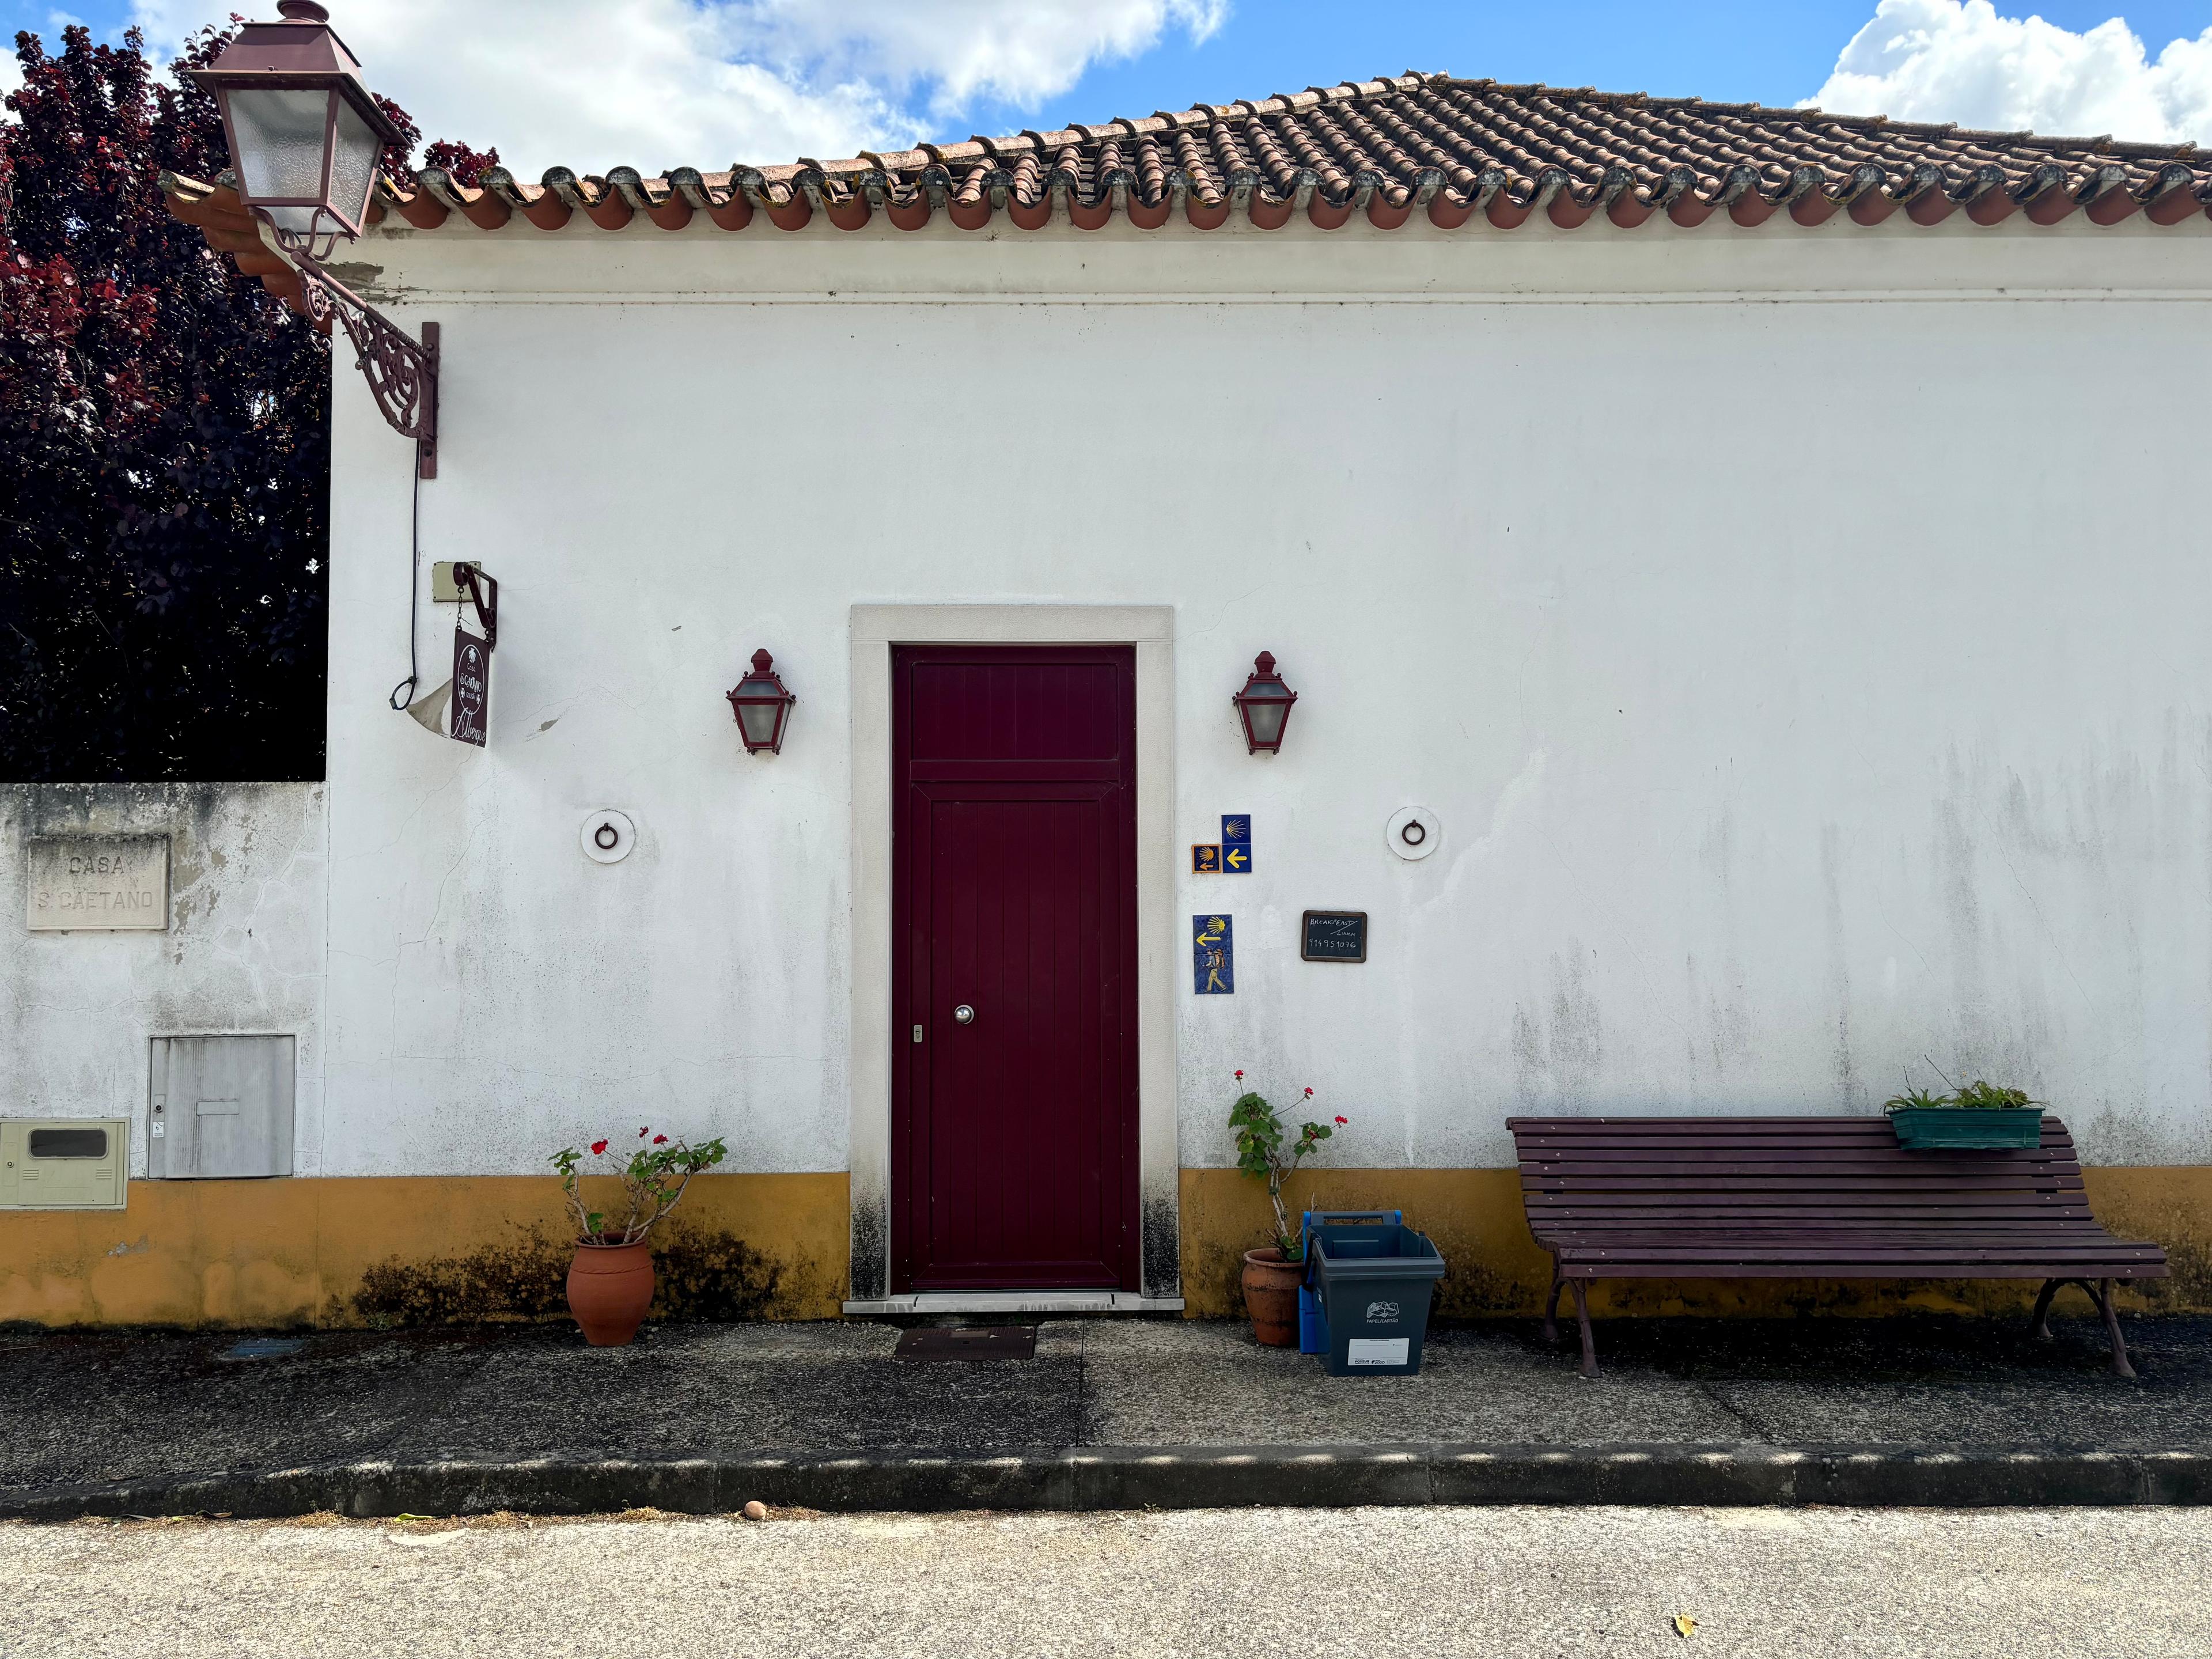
[1,23,479,780]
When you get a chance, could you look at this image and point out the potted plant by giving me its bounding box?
[1229,1071,1346,1346]
[551,1126,727,1345]
[1885,1074,2046,1150]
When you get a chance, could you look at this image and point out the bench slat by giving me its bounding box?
[1539,1221,2138,1239]
[1555,1263,2159,1281]
[1520,1164,2074,1180]
[1531,1185,2079,1194]
[1531,1194,2079,1212]
[1543,1245,2120,1258]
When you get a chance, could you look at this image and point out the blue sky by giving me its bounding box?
[10,3,2212,171]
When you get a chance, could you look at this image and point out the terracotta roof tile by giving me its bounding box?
[165,70,2212,282]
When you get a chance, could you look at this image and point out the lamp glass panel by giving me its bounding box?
[328,96,383,229]
[226,86,334,203]
[261,204,322,236]
[736,699,783,748]
[1245,700,1289,746]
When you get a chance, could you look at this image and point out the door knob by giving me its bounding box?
[953,1004,976,1025]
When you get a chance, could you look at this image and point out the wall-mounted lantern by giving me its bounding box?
[726,650,797,755]
[187,2,439,478]
[1232,651,1298,755]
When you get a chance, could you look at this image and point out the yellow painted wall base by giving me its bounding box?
[0,1173,849,1329]
[6,1165,2209,1328]
[1176,1166,2212,1320]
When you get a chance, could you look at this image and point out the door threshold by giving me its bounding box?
[843,1291,1185,1316]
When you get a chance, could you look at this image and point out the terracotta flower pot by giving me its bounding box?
[1241,1246,1304,1347]
[566,1238,656,1346]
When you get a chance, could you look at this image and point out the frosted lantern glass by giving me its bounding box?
[1245,699,1289,745]
[327,97,382,230]
[228,86,332,203]
[735,698,783,747]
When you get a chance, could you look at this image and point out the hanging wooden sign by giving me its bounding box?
[446,563,498,748]
[449,627,491,747]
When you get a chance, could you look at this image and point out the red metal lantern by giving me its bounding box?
[186,1,404,257]
[726,650,797,755]
[1231,651,1298,755]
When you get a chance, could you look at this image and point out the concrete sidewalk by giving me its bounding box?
[5,1313,2210,1517]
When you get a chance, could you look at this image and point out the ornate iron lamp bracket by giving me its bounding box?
[264,222,439,478]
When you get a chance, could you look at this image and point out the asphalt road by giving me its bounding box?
[7,1505,2208,1657]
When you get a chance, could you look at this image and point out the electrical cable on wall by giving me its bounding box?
[387,462,422,710]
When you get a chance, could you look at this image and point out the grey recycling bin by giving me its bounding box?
[1310,1223,1446,1377]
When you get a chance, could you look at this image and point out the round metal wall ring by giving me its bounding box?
[1387,805,1441,862]
[581,810,635,864]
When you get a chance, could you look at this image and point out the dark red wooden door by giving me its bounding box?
[892,645,1139,1291]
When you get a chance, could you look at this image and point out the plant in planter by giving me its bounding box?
[1229,1071,1346,1346]
[551,1127,728,1346]
[1884,1072,2046,1150]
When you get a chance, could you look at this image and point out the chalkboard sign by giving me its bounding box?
[1301,910,1368,963]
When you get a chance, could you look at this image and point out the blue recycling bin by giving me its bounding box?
[1298,1211,1401,1354]
[1309,1222,1446,1377]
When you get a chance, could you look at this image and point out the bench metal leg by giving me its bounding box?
[1570,1279,1598,1380]
[1543,1268,1567,1346]
[2032,1278,2138,1378]
[2095,1277,2137,1380]
[2029,1277,2070,1342]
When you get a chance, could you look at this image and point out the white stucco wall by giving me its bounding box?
[1,783,328,1174]
[301,209,2212,1194]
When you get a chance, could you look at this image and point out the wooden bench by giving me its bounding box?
[1508,1115,2168,1378]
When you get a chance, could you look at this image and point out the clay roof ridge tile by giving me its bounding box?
[602,165,660,207]
[539,166,592,206]
[665,166,717,209]
[472,165,533,205]
[729,164,776,203]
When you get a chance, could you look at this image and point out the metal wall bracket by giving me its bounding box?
[453,562,497,651]
[261,218,440,478]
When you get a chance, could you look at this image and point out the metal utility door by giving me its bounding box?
[149,1035,296,1178]
[892,645,1140,1291]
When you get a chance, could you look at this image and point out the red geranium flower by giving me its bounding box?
[589,1139,608,1155]
[653,1134,668,1145]
[1234,1070,1244,1080]
[639,1126,649,1137]
[1304,1087,1313,1098]
[1335,1115,1348,1126]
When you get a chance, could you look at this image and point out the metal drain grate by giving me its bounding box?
[893,1325,1036,1361]
[219,1337,306,1361]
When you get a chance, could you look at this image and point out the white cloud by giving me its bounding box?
[1807,0,2212,142]
[736,0,1228,115]
[125,0,1227,176]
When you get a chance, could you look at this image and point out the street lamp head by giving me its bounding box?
[187,2,405,256]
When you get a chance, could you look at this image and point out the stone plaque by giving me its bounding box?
[25,836,170,931]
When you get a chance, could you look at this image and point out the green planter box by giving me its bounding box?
[1889,1108,2044,1150]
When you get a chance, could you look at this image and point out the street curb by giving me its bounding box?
[6,1444,2211,1520]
